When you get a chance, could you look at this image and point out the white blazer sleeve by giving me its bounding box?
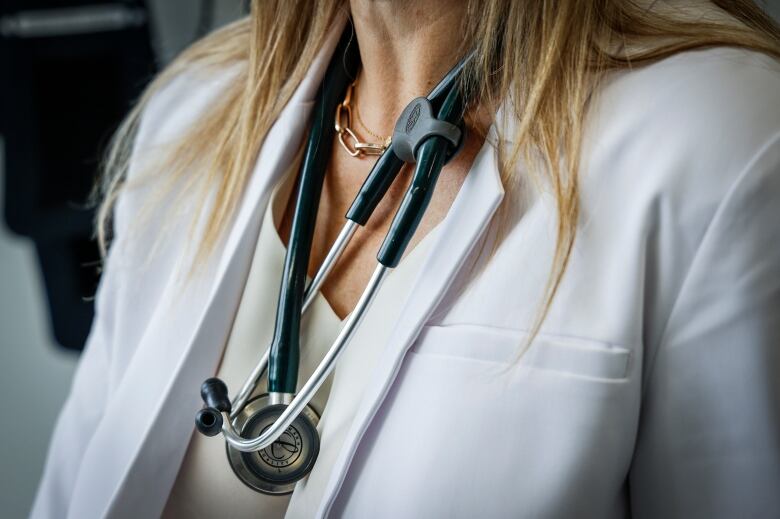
[629,132,780,518]
[29,249,119,519]
[29,67,239,518]
[30,105,152,519]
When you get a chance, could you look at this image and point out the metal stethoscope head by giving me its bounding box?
[195,24,473,494]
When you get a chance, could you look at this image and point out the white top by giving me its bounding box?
[162,163,439,518]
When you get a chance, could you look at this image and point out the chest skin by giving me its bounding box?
[277,119,488,320]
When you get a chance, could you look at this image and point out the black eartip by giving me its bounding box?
[200,377,231,413]
[195,407,224,437]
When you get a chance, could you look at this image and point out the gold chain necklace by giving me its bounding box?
[334,79,392,157]
[354,99,390,143]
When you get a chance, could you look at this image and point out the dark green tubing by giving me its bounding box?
[345,52,472,226]
[377,82,465,268]
[267,27,360,395]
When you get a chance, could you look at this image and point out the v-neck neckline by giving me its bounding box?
[263,171,441,324]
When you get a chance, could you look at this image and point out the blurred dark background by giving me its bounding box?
[0,0,248,352]
[0,1,244,516]
[1,0,156,351]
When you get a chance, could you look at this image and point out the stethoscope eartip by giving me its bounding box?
[196,377,231,436]
[195,407,223,437]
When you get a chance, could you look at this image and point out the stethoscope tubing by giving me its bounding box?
[301,220,359,314]
[224,93,467,452]
[223,263,390,452]
[229,219,359,417]
[344,50,473,226]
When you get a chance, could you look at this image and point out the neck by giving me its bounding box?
[348,0,468,139]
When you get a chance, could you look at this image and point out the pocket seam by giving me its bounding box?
[410,324,632,381]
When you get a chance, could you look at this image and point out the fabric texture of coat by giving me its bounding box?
[32,17,780,519]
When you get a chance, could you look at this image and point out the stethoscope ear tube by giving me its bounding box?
[378,83,465,267]
[345,151,405,225]
[425,50,473,116]
[344,51,473,226]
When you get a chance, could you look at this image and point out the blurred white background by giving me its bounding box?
[1,1,779,517]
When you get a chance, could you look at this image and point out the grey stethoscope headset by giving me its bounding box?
[194,24,472,494]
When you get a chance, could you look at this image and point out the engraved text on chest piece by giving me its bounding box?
[259,425,303,468]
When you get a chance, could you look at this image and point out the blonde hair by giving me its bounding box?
[96,0,780,352]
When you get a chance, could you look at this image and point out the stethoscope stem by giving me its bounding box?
[223,263,391,452]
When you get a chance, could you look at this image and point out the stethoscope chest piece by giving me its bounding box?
[226,394,321,495]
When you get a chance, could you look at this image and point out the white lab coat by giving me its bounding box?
[31,19,780,519]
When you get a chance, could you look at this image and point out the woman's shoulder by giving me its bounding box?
[134,62,245,152]
[577,46,780,292]
[110,62,244,263]
[594,46,780,156]
[576,47,780,355]
[585,46,780,206]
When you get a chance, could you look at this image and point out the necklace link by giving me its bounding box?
[334,101,352,134]
[337,126,361,157]
[334,79,391,158]
[354,141,388,155]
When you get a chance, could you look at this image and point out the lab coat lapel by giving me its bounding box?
[318,127,505,516]
[83,19,348,519]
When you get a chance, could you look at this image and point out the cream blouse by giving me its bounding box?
[163,166,438,518]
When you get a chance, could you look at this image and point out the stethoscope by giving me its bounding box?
[194,25,470,494]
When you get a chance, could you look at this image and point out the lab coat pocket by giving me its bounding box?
[338,325,638,517]
[410,324,632,381]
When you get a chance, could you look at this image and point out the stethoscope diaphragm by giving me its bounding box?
[226,394,321,494]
